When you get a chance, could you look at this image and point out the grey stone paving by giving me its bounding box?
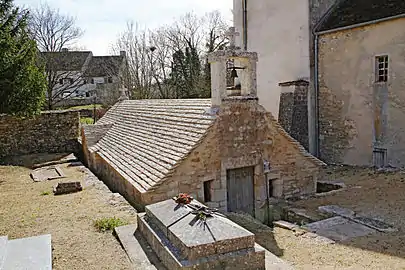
[2,234,52,270]
[0,236,7,269]
[318,205,355,218]
[318,205,396,232]
[303,217,376,242]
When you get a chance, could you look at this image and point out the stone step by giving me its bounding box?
[114,224,166,270]
[2,234,52,270]
[0,236,8,269]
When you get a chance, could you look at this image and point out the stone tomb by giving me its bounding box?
[137,199,265,270]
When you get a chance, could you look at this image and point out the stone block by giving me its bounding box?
[144,200,256,261]
[53,181,83,195]
[2,234,52,270]
[138,212,265,270]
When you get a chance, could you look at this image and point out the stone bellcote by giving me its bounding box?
[208,27,258,106]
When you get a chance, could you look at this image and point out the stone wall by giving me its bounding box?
[146,99,324,222]
[0,110,80,158]
[318,18,405,167]
[278,80,309,150]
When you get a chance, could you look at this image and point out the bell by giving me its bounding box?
[230,67,238,78]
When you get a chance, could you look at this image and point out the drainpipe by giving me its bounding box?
[242,0,248,50]
[313,33,320,157]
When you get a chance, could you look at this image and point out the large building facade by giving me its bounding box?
[233,0,405,168]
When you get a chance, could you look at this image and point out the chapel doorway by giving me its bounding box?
[226,166,255,216]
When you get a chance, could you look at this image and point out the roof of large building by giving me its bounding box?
[84,55,125,77]
[91,99,216,193]
[40,51,92,71]
[318,0,405,32]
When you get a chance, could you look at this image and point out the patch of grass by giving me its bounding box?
[69,104,102,110]
[94,217,128,232]
[80,117,94,125]
[40,191,50,196]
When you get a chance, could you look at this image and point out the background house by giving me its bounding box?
[233,0,405,167]
[40,49,128,107]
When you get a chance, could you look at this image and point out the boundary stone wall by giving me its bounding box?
[0,110,80,158]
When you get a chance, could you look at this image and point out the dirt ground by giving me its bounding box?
[232,166,405,270]
[0,155,137,270]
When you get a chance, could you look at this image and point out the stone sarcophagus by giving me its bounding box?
[137,199,265,270]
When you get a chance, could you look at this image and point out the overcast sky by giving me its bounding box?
[15,0,233,55]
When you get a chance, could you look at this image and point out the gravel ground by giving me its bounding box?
[0,155,137,270]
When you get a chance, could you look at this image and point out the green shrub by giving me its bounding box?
[93,217,128,232]
[40,191,50,196]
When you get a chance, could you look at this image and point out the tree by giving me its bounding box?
[0,0,47,116]
[113,10,230,100]
[28,2,86,110]
[29,2,83,52]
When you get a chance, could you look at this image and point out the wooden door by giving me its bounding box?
[226,166,255,216]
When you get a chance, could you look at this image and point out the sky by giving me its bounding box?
[15,0,233,55]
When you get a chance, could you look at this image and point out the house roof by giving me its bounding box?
[91,99,216,193]
[318,0,405,32]
[40,51,92,71]
[84,56,124,77]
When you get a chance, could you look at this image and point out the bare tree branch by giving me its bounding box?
[28,2,84,52]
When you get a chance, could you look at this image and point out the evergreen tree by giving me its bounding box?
[0,0,46,116]
[169,46,204,99]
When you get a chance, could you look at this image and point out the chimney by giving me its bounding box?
[61,48,69,52]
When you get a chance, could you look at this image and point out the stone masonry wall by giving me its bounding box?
[278,81,309,150]
[0,110,80,158]
[147,99,324,222]
[318,18,405,167]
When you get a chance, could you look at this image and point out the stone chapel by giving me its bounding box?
[81,39,324,222]
[233,0,405,168]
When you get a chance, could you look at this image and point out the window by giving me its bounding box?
[376,55,389,82]
[203,180,213,202]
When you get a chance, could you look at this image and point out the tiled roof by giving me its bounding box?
[84,56,124,77]
[92,99,215,193]
[318,0,405,32]
[40,51,92,71]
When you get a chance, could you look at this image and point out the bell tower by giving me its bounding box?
[208,27,258,107]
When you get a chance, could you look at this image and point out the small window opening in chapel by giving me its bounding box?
[376,55,389,82]
[203,180,214,202]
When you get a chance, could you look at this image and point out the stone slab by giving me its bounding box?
[318,205,355,218]
[53,181,82,195]
[145,199,255,260]
[264,250,295,270]
[114,224,166,270]
[352,216,396,232]
[0,236,8,269]
[138,213,265,270]
[273,220,298,231]
[318,205,396,232]
[2,234,52,270]
[31,166,65,182]
[303,217,376,242]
